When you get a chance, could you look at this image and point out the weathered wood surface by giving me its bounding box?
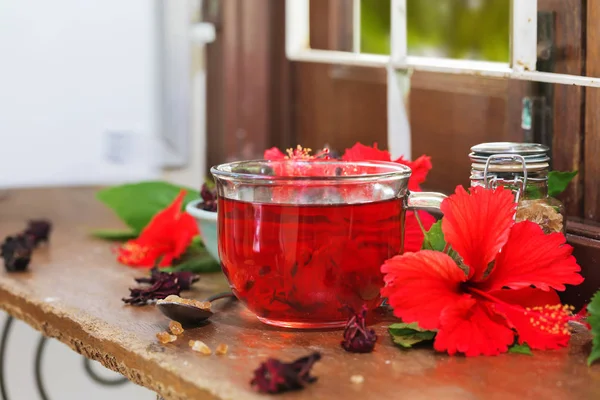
[0,188,599,400]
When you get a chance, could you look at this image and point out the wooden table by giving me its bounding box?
[0,187,599,400]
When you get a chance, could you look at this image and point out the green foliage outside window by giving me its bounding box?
[360,0,510,62]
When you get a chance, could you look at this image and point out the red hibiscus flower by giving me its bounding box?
[117,190,198,268]
[381,186,584,356]
[342,142,432,192]
[263,143,434,252]
[264,145,331,162]
[263,147,286,160]
[263,145,332,178]
[342,142,392,162]
[341,142,434,252]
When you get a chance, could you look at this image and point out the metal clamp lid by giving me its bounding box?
[483,154,528,203]
[470,142,549,155]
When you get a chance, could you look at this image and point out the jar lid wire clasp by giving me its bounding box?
[483,154,528,205]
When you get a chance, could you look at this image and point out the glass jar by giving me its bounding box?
[469,142,565,234]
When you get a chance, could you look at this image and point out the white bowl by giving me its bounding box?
[185,200,219,263]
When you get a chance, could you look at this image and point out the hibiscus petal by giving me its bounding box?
[136,189,188,244]
[489,287,561,308]
[434,297,514,356]
[403,211,435,253]
[492,301,571,350]
[172,213,199,255]
[482,221,583,292]
[341,142,391,162]
[441,186,516,281]
[264,147,286,160]
[117,241,166,267]
[381,251,466,330]
[118,190,198,268]
[394,155,432,191]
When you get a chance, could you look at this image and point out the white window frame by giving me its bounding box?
[286,0,599,87]
[285,0,598,158]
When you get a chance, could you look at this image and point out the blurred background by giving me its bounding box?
[0,0,598,398]
[2,0,595,220]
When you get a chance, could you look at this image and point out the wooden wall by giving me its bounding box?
[203,0,600,305]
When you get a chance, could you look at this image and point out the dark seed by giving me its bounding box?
[290,262,298,277]
[258,265,272,276]
[244,280,255,291]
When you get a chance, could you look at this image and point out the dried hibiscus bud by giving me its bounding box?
[24,220,52,246]
[135,267,199,290]
[156,331,177,344]
[251,352,321,394]
[1,219,52,272]
[169,321,184,335]
[124,268,200,306]
[341,306,377,353]
[1,235,34,272]
[123,273,181,306]
[198,183,217,212]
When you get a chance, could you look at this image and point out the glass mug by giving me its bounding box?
[211,160,445,328]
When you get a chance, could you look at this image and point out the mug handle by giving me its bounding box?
[406,191,447,212]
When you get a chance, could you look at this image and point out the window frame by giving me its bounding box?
[285,0,600,88]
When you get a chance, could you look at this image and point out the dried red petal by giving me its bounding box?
[199,183,217,212]
[251,352,321,394]
[1,235,33,272]
[341,306,377,353]
[1,219,53,272]
[135,267,199,290]
[24,220,52,246]
[123,268,199,306]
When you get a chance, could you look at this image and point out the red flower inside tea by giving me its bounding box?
[218,197,403,327]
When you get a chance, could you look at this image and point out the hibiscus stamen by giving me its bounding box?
[524,304,574,335]
[286,145,313,160]
[284,145,330,161]
[119,242,150,264]
[468,286,575,336]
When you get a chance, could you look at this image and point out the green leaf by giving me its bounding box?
[186,236,207,254]
[90,229,138,241]
[163,255,221,274]
[421,220,446,251]
[389,322,436,349]
[508,343,532,355]
[203,177,216,190]
[587,290,600,366]
[96,181,199,233]
[548,171,578,197]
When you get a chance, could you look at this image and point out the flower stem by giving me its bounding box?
[413,211,434,250]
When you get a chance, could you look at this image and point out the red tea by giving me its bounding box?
[218,197,404,328]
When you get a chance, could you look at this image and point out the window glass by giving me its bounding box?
[361,0,510,62]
